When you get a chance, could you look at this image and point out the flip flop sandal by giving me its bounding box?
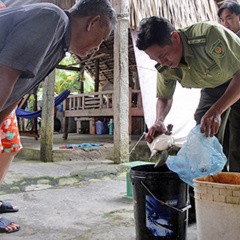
[0,201,18,213]
[0,217,20,233]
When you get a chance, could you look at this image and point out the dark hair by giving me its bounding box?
[218,1,240,17]
[136,16,176,50]
[69,0,117,29]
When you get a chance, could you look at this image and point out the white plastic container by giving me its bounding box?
[194,173,240,240]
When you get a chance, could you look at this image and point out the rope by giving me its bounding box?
[129,132,146,155]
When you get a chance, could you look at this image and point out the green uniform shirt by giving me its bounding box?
[156,21,240,99]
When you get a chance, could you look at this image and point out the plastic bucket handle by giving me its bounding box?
[141,181,191,213]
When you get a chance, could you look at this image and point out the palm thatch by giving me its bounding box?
[3,0,75,8]
[38,0,75,9]
[9,0,219,29]
[126,0,219,29]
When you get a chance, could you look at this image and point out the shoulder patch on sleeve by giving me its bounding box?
[187,35,206,46]
[155,63,161,72]
[155,63,168,73]
[209,39,225,58]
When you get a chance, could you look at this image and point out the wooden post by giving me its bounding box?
[95,59,100,92]
[90,117,96,134]
[40,71,55,162]
[33,93,38,139]
[62,97,69,140]
[113,0,130,163]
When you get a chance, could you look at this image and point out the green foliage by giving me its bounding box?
[82,71,95,93]
[34,54,95,103]
[55,54,95,94]
[55,55,80,94]
[27,94,35,111]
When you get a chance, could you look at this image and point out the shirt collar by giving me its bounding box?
[177,30,195,66]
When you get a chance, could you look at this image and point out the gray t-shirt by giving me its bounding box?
[0,3,71,112]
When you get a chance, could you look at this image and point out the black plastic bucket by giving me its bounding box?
[130,164,189,240]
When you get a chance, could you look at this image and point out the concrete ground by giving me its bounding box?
[0,134,198,239]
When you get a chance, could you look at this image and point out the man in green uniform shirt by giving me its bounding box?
[136,16,240,222]
[136,16,240,149]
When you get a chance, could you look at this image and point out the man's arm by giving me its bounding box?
[0,64,22,111]
[200,69,240,137]
[145,97,173,143]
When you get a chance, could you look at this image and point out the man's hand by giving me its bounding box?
[200,69,240,137]
[145,122,167,143]
[200,110,221,137]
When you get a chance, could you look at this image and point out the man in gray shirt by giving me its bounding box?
[0,0,117,233]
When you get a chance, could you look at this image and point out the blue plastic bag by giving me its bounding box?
[166,125,227,187]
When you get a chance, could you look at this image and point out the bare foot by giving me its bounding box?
[0,201,18,213]
[5,222,20,233]
[0,217,20,233]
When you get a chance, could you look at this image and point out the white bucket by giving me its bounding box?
[194,173,240,240]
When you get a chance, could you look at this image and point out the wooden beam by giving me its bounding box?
[95,59,100,92]
[98,48,113,55]
[80,53,107,64]
[56,65,81,72]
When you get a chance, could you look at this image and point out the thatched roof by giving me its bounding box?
[5,0,219,28]
[73,30,137,88]
[127,0,218,29]
[38,0,75,9]
[3,0,75,9]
